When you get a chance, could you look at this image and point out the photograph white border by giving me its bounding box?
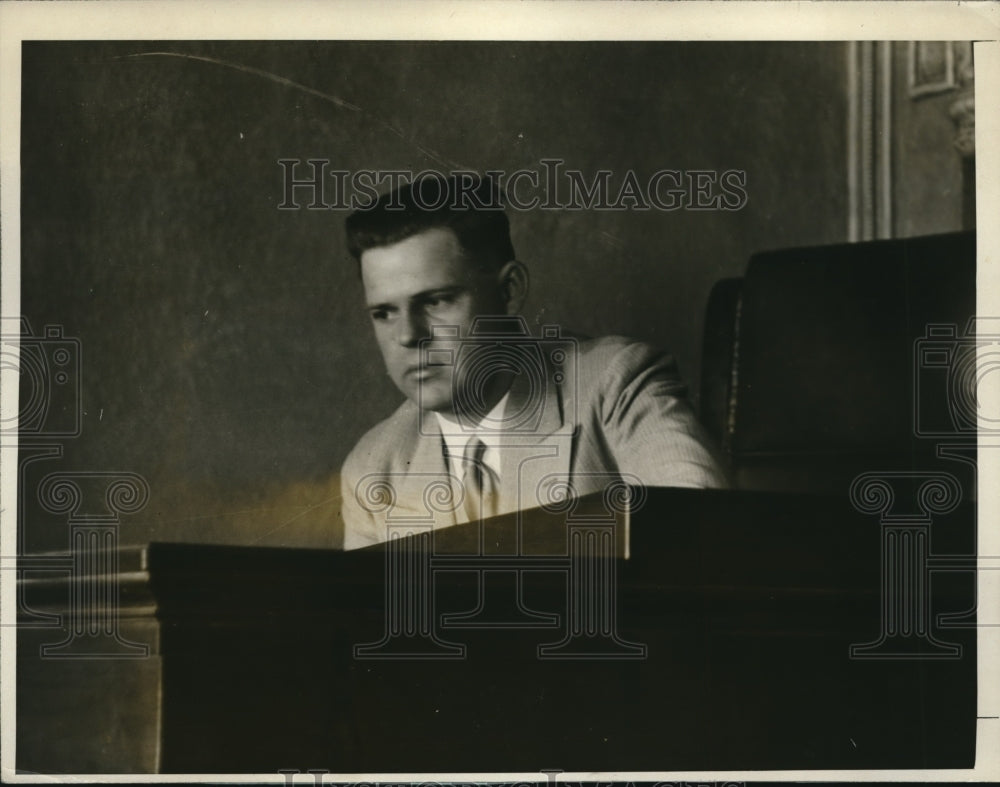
[2,1,999,783]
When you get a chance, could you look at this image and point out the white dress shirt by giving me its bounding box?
[434,393,508,483]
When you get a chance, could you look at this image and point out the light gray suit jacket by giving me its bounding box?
[340,335,727,550]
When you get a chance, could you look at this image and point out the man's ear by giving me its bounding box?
[497,260,529,315]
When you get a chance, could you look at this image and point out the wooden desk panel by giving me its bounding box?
[17,488,976,774]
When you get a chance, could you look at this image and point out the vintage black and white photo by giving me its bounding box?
[1,2,998,782]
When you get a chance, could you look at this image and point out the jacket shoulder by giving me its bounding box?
[564,334,688,411]
[573,335,673,376]
[341,399,419,481]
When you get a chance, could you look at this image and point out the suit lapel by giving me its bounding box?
[497,361,576,515]
[390,407,457,528]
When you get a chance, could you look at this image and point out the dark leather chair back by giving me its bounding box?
[701,231,976,495]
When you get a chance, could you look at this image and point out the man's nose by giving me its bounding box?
[395,306,428,347]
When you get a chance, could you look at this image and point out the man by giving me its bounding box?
[340,174,726,550]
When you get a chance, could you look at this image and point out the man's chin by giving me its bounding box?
[420,399,457,415]
[402,380,453,413]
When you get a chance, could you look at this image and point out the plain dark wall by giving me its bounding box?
[20,41,852,550]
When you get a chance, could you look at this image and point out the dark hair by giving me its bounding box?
[345,173,516,268]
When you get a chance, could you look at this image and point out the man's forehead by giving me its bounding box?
[360,228,476,302]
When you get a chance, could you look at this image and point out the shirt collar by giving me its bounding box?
[435,393,508,476]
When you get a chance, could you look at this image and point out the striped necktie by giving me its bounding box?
[461,437,499,522]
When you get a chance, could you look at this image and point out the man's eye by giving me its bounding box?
[425,294,455,310]
[370,310,390,322]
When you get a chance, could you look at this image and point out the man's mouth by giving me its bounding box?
[404,365,435,381]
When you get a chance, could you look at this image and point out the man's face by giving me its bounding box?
[360,227,510,414]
